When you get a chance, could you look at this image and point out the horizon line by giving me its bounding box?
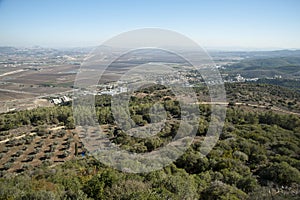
[0,45,300,52]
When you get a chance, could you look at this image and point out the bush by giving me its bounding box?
[201,180,247,200]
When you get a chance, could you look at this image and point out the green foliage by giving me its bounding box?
[258,162,300,186]
[0,83,299,199]
[200,181,247,200]
[0,106,72,131]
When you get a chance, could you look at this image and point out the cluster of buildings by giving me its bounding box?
[50,96,72,105]
[223,74,259,83]
[223,73,283,83]
[99,86,128,96]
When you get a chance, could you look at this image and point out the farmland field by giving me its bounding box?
[0,126,84,174]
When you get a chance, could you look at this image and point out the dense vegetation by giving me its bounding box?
[256,79,300,92]
[0,83,299,199]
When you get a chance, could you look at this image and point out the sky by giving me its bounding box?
[0,0,300,50]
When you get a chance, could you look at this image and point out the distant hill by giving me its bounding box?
[0,47,18,54]
[224,56,300,79]
[210,49,300,59]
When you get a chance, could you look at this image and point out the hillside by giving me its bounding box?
[0,83,299,199]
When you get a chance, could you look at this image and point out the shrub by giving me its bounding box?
[3,163,12,170]
[23,155,35,162]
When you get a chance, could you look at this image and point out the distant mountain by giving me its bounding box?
[258,50,300,58]
[0,46,89,57]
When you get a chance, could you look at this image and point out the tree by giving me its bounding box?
[75,143,78,156]
[66,116,75,129]
[259,162,300,186]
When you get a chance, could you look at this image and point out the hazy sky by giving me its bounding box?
[0,0,299,49]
